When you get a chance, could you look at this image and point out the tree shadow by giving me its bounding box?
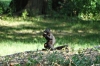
[0,24,43,43]
[0,18,100,45]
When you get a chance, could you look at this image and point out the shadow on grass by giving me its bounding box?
[0,18,100,45]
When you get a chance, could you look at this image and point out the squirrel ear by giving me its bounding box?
[48,28,50,31]
[45,28,50,32]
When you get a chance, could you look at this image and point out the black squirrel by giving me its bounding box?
[43,28,56,50]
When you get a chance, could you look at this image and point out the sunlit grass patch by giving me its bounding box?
[70,43,96,52]
[0,41,96,56]
[0,41,43,56]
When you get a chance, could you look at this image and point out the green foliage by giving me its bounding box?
[26,58,39,66]
[23,51,70,66]
[72,51,100,66]
[0,1,7,14]
[0,0,100,18]
[22,9,28,19]
[49,0,100,18]
[0,2,3,14]
[72,54,92,66]
[47,0,53,15]
[22,50,100,66]
[47,52,62,62]
[0,0,11,14]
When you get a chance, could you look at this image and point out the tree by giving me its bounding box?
[5,0,99,17]
[25,0,48,16]
[6,0,65,16]
[6,0,48,16]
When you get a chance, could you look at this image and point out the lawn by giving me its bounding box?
[0,17,100,56]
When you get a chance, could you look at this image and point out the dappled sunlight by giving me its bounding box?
[0,19,44,42]
[0,20,31,27]
[14,29,33,34]
[0,18,100,43]
[0,17,100,56]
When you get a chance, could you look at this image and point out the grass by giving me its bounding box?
[0,41,43,56]
[0,16,100,56]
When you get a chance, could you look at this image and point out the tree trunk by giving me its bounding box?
[25,0,47,16]
[7,0,65,16]
[6,0,28,14]
[7,0,48,16]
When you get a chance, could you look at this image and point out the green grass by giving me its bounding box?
[0,17,100,56]
[0,41,43,56]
